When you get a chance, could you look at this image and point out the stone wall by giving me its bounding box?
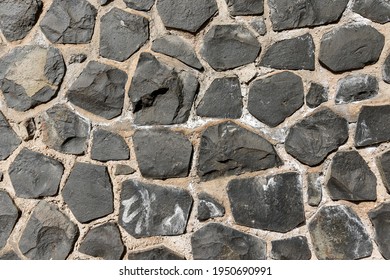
[0,0,389,260]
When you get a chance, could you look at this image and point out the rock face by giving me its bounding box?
[0,250,20,260]
[197,193,225,221]
[383,54,390,84]
[307,172,322,207]
[128,246,185,260]
[271,236,311,260]
[306,83,328,108]
[335,74,378,104]
[352,0,390,24]
[369,203,390,259]
[0,112,21,160]
[91,129,129,162]
[225,0,264,16]
[115,165,136,176]
[123,0,155,11]
[0,191,19,249]
[377,150,390,193]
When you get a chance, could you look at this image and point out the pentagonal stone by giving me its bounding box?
[352,0,390,24]
[40,0,97,44]
[307,172,322,207]
[201,25,261,71]
[377,150,390,193]
[19,201,79,260]
[119,180,192,238]
[123,0,155,11]
[0,46,65,111]
[9,148,64,199]
[0,250,20,260]
[62,163,114,223]
[0,191,19,249]
[383,54,390,84]
[0,112,21,160]
[191,223,266,260]
[197,193,225,222]
[225,0,264,16]
[335,74,378,104]
[198,121,281,181]
[309,205,372,260]
[128,246,185,260]
[369,203,390,259]
[91,129,129,162]
[285,108,349,166]
[319,24,385,73]
[227,172,305,233]
[306,83,328,108]
[271,236,311,260]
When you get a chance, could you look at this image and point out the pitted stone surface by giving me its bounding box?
[225,0,264,16]
[306,83,328,108]
[307,172,322,207]
[369,203,390,259]
[352,0,390,24]
[377,150,390,193]
[0,111,21,160]
[271,236,311,260]
[0,191,19,249]
[197,192,225,222]
[123,0,155,11]
[335,74,378,104]
[91,129,130,162]
[128,246,185,260]
[383,54,390,84]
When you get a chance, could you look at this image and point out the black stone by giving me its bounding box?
[250,18,267,35]
[306,83,328,108]
[115,165,136,176]
[0,111,21,160]
[128,246,185,260]
[91,129,129,162]
[0,191,19,249]
[100,0,113,6]
[307,172,322,207]
[377,150,390,193]
[225,0,264,16]
[0,171,3,181]
[69,54,87,64]
[335,74,378,104]
[123,0,154,11]
[197,193,225,222]
[352,0,390,24]
[383,54,390,84]
[0,250,20,260]
[369,203,390,259]
[271,236,311,260]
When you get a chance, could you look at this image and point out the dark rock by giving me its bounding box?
[285,108,349,166]
[369,203,390,259]
[20,118,36,141]
[377,150,390,193]
[383,54,390,84]
[115,165,136,176]
[250,18,267,35]
[0,111,21,160]
[307,172,322,207]
[352,0,390,24]
[128,53,199,125]
[191,223,266,260]
[201,25,261,71]
[335,74,378,104]
[0,171,3,181]
[271,236,311,260]
[306,83,328,108]
[309,205,372,260]
[198,121,281,181]
[67,61,128,120]
[100,0,113,6]
[226,0,264,16]
[91,129,129,162]
[9,148,64,199]
[0,250,20,260]
[69,54,87,64]
[0,191,19,249]
[119,180,192,238]
[62,163,114,223]
[123,0,155,11]
[40,0,97,44]
[133,128,192,179]
[197,193,225,221]
[128,246,185,260]
[319,24,385,73]
[196,76,242,119]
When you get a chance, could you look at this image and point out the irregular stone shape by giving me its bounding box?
[91,129,129,162]
[335,74,378,104]
[191,223,266,260]
[201,25,261,71]
[271,236,311,260]
[9,148,64,199]
[0,191,19,249]
[227,172,305,233]
[307,172,322,207]
[62,163,114,223]
[115,165,136,176]
[250,18,267,35]
[285,108,349,166]
[248,72,304,127]
[0,0,42,42]
[352,0,390,23]
[152,35,203,70]
[20,118,36,141]
[198,121,281,181]
[196,77,242,119]
[0,171,3,181]
[369,203,390,259]
[260,34,315,70]
[226,0,264,16]
[40,0,97,44]
[197,193,225,222]
[319,24,385,73]
[0,46,65,111]
[119,180,192,238]
[309,205,372,260]
[377,150,390,193]
[67,61,128,120]
[382,54,390,84]
[128,246,185,260]
[306,83,328,108]
[69,53,87,64]
[79,223,124,260]
[19,201,79,260]
[156,0,218,33]
[355,105,390,147]
[128,53,199,125]
[100,0,113,6]
[0,250,20,260]
[123,0,155,11]
[269,0,349,31]
[0,111,21,160]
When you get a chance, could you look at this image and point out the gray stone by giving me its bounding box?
[91,129,129,162]
[319,24,385,73]
[9,148,64,199]
[226,0,264,16]
[271,236,311,260]
[0,191,19,249]
[191,223,266,260]
[307,172,322,207]
[119,180,192,238]
[201,25,261,71]
[67,61,128,120]
[19,118,36,141]
[306,83,328,108]
[383,54,390,84]
[196,76,242,119]
[62,163,114,223]
[198,121,281,181]
[69,54,87,64]
[285,108,349,166]
[377,150,390,193]
[100,0,113,6]
[197,193,225,222]
[115,165,136,176]
[352,0,390,24]
[128,246,185,260]
[0,111,21,160]
[335,74,378,104]
[250,18,267,35]
[369,203,390,259]
[133,129,192,179]
[0,250,20,260]
[0,171,3,181]
[227,172,305,233]
[309,205,372,260]
[40,0,97,44]
[124,0,155,11]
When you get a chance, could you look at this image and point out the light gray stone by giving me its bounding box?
[0,191,19,249]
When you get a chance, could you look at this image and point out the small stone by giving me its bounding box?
[309,205,372,260]
[197,193,225,221]
[128,246,185,260]
[19,118,36,141]
[0,191,19,249]
[0,111,21,160]
[0,171,3,181]
[377,150,390,193]
[9,148,64,199]
[352,0,390,24]
[91,129,129,162]
[307,172,322,207]
[306,83,328,108]
[335,74,378,104]
[383,54,390,84]
[62,163,114,223]
[115,165,136,176]
[271,236,311,260]
[191,223,266,260]
[225,0,264,16]
[369,203,390,259]
[69,54,87,64]
[250,18,267,35]
[196,77,242,119]
[0,250,20,260]
[123,0,155,11]
[100,0,113,6]
[119,180,192,238]
[201,25,261,71]
[285,108,349,166]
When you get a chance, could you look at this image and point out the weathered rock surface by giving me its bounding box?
[0,111,21,160]
[0,191,19,249]
[250,18,267,35]
[0,250,20,260]
[197,193,225,221]
[69,54,87,64]
[91,129,129,162]
[128,246,185,260]
[306,83,328,108]
[123,0,155,11]
[383,54,390,84]
[307,172,322,207]
[271,236,311,260]
[335,74,378,104]
[369,203,390,259]
[225,0,263,16]
[377,150,390,193]
[100,0,113,6]
[114,165,136,176]
[352,0,390,24]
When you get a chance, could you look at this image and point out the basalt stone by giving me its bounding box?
[40,0,97,44]
[0,112,21,160]
[306,83,328,108]
[19,201,79,260]
[198,121,281,181]
[377,150,390,193]
[115,165,136,176]
[0,191,19,249]
[197,193,225,222]
[19,118,36,141]
[271,236,311,260]
[383,54,390,84]
[335,74,378,104]
[9,148,64,199]
[0,171,3,182]
[225,0,264,16]
[369,203,390,259]
[62,163,114,223]
[133,129,192,179]
[201,25,261,71]
[0,250,20,260]
[123,0,155,11]
[285,108,349,166]
[100,0,113,6]
[191,223,266,260]
[128,246,185,260]
[309,205,372,260]
[248,72,304,127]
[352,0,390,24]
[69,54,87,64]
[119,180,192,238]
[227,172,305,233]
[319,24,385,73]
[91,129,129,162]
[307,172,322,207]
[250,18,267,35]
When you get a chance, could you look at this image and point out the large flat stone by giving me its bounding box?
[271,236,311,260]
[0,191,19,249]
[369,203,390,259]
[91,129,129,162]
[335,74,378,104]
[352,0,390,24]
[0,111,21,160]
[128,246,185,260]
[225,0,263,16]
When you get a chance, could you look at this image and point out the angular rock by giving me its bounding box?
[100,0,113,6]
[306,83,328,108]
[319,24,385,73]
[201,25,261,71]
[226,0,264,16]
[69,53,87,64]
[0,111,21,160]
[197,193,225,222]
[91,129,129,162]
[19,118,36,141]
[119,180,192,238]
[191,223,266,260]
[271,236,311,260]
[0,250,20,260]
[123,0,155,11]
[0,171,3,181]
[369,203,390,259]
[198,121,281,181]
[377,150,390,193]
[250,18,267,35]
[62,163,114,223]
[0,191,19,249]
[285,108,349,166]
[115,165,136,176]
[352,0,390,24]
[335,74,378,104]
[307,172,322,207]
[309,205,372,260]
[9,148,64,199]
[128,246,185,260]
[383,54,390,84]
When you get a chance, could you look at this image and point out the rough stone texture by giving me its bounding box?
[271,236,311,260]
[225,0,264,16]
[128,246,185,260]
[250,18,267,35]
[69,54,87,65]
[191,223,267,260]
[352,0,390,24]
[0,191,19,249]
[306,83,328,108]
[0,250,20,260]
[100,0,113,6]
[335,74,378,104]
[384,54,390,84]
[369,203,390,259]
[91,129,130,162]
[377,150,390,193]
[307,172,322,207]
[114,165,136,176]
[124,0,155,11]
[0,111,21,160]
[197,192,225,222]
[119,180,192,238]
